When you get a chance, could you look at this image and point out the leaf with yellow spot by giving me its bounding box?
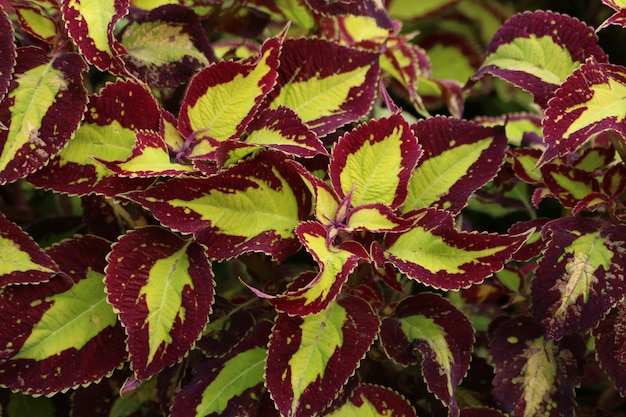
[27,79,160,196]
[268,222,368,316]
[61,0,128,74]
[402,117,507,215]
[128,151,313,262]
[531,217,626,341]
[268,38,380,136]
[0,236,126,396]
[266,296,379,417]
[380,293,473,416]
[177,34,281,160]
[0,47,87,185]
[491,317,585,417]
[119,4,214,88]
[171,321,272,417]
[105,226,214,379]
[384,209,526,290]
[330,114,421,210]
[541,59,626,164]
[0,211,58,286]
[470,11,607,108]
[324,384,417,417]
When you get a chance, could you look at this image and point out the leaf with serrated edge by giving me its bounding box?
[171,321,272,417]
[330,114,421,209]
[598,0,626,30]
[177,35,281,160]
[471,11,607,108]
[403,117,507,214]
[541,59,626,164]
[0,6,15,102]
[269,222,368,316]
[491,317,585,417]
[0,211,58,286]
[324,384,417,417]
[0,236,126,396]
[593,301,626,396]
[268,38,379,136]
[267,295,379,417]
[385,209,526,290]
[61,0,128,73]
[14,3,60,44]
[128,151,312,262]
[27,79,159,196]
[105,226,214,379]
[532,217,626,341]
[380,293,473,416]
[0,48,87,185]
[119,4,213,88]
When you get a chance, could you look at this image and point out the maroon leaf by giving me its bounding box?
[491,316,585,417]
[593,301,626,396]
[0,5,15,101]
[105,226,214,379]
[304,0,394,30]
[323,384,417,417]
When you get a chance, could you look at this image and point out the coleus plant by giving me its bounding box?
[1,0,626,416]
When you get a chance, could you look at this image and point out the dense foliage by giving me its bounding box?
[1,0,626,416]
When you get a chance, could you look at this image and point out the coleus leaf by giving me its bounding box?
[380,293,474,417]
[540,162,600,210]
[0,235,127,395]
[304,0,394,30]
[541,58,626,164]
[266,295,380,417]
[177,33,281,160]
[593,301,626,396]
[330,113,422,210]
[60,0,128,74]
[13,1,61,44]
[128,151,313,262]
[384,209,526,290]
[597,0,626,31]
[0,211,58,286]
[268,38,380,136]
[119,4,213,88]
[27,79,160,196]
[170,321,273,417]
[105,226,214,380]
[0,47,87,185]
[402,117,507,215]
[323,384,417,417]
[471,11,608,108]
[0,5,14,102]
[531,217,626,341]
[264,221,368,316]
[95,130,195,178]
[491,317,585,417]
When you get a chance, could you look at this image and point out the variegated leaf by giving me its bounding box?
[0,47,87,185]
[13,1,61,44]
[105,226,214,379]
[380,293,474,417]
[170,321,272,417]
[128,151,313,262]
[541,59,626,164]
[0,5,14,102]
[267,295,379,417]
[177,34,281,160]
[119,4,213,88]
[304,0,393,30]
[471,11,607,108]
[330,113,421,209]
[491,317,585,417]
[0,236,126,395]
[384,209,526,290]
[532,217,626,341]
[593,301,626,396]
[60,0,128,73]
[403,117,507,215]
[268,38,379,136]
[0,211,58,286]
[597,0,626,31]
[268,222,368,316]
[27,79,160,196]
[323,384,417,417]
